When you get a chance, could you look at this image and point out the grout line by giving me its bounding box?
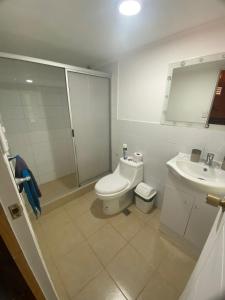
[104,267,129,300]
[34,194,130,298]
[35,192,189,300]
[84,236,129,300]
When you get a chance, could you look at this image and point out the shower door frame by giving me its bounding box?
[0,52,111,187]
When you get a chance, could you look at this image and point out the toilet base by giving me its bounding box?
[102,190,134,215]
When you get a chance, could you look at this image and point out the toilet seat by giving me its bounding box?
[95,174,129,195]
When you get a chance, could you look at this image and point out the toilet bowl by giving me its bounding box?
[95,158,143,215]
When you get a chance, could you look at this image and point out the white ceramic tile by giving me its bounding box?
[1,105,25,120]
[21,90,43,106]
[38,169,58,184]
[27,130,50,144]
[41,90,64,106]
[112,119,225,207]
[0,89,22,107]
[23,105,46,120]
[32,142,54,164]
[26,118,49,132]
[3,118,28,134]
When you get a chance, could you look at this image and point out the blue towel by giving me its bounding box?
[22,169,41,217]
[15,156,41,217]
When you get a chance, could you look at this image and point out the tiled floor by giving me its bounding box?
[39,173,77,204]
[32,190,196,300]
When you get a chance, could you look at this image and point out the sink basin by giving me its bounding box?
[167,153,225,194]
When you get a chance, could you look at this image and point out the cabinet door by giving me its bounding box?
[184,196,218,251]
[160,185,194,236]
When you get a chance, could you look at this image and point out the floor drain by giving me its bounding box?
[123,208,131,216]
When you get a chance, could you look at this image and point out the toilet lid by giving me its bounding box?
[95,174,129,194]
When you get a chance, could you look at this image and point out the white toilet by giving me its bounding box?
[95,157,144,215]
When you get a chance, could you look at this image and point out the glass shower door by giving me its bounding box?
[0,58,78,204]
[67,71,110,185]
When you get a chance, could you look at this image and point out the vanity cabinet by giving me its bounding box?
[184,197,218,250]
[160,185,194,236]
[160,172,218,254]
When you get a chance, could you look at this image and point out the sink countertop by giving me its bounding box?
[166,153,225,195]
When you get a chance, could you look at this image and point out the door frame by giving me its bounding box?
[0,204,45,300]
[0,132,58,300]
[0,52,110,78]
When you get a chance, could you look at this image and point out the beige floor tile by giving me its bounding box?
[40,173,77,204]
[43,221,85,258]
[45,255,71,300]
[31,219,43,239]
[56,241,103,298]
[110,212,144,241]
[85,190,97,202]
[107,244,154,300]
[39,207,71,230]
[76,210,107,238]
[89,198,112,220]
[88,224,127,266]
[137,271,180,300]
[158,241,196,292]
[145,208,161,230]
[76,270,126,300]
[32,222,51,259]
[32,190,195,300]
[130,224,168,270]
[64,195,93,220]
[129,205,160,224]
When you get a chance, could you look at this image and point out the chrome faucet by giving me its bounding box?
[205,153,215,166]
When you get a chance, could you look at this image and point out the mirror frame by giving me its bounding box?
[161,52,225,128]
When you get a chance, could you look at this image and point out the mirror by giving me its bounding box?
[162,52,225,127]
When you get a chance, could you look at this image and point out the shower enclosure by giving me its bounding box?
[0,54,111,205]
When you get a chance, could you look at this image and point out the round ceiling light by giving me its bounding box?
[119,0,141,16]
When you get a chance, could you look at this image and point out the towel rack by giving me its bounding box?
[7,155,17,161]
[7,155,31,185]
[15,177,31,185]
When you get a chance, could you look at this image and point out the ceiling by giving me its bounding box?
[0,0,225,68]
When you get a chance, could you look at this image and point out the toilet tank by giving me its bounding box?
[119,158,143,186]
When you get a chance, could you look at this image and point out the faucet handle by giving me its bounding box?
[205,153,215,166]
[221,156,225,170]
[207,153,215,160]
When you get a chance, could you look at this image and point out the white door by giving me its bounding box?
[180,204,225,300]
[0,124,58,300]
[67,71,110,184]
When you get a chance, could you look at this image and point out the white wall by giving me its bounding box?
[102,19,225,207]
[0,61,75,185]
[117,19,225,123]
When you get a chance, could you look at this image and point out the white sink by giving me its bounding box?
[167,153,225,194]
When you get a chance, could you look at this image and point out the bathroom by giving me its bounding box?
[0,1,225,300]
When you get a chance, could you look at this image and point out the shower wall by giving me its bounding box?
[0,58,75,185]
